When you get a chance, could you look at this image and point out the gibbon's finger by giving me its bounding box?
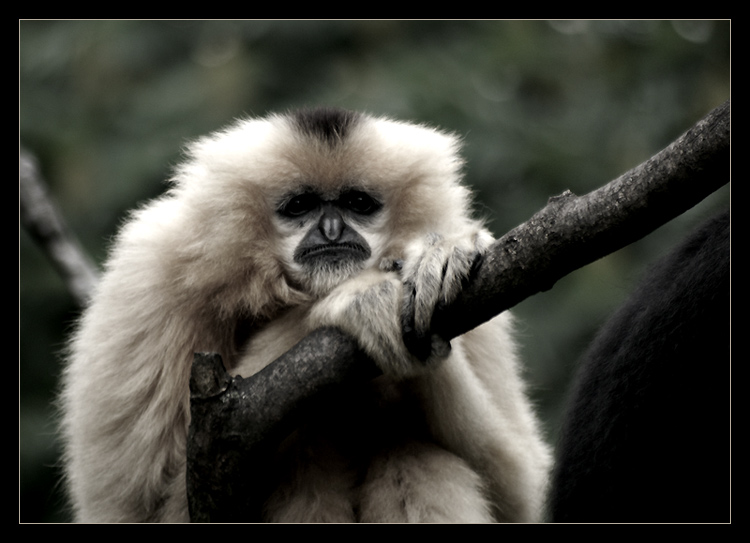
[401,280,432,362]
[440,245,476,302]
[411,244,448,334]
[429,333,452,360]
[380,258,404,275]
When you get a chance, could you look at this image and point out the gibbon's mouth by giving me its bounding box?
[295,242,371,265]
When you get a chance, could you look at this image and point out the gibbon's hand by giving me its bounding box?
[307,265,421,377]
[400,230,494,363]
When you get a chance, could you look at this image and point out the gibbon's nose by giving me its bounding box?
[319,207,344,242]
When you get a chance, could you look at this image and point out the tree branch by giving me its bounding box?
[20,147,100,307]
[432,99,730,339]
[187,100,730,521]
[188,332,379,522]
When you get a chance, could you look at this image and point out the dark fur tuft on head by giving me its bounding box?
[291,107,362,145]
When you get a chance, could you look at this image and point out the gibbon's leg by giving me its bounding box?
[357,442,493,523]
[262,431,359,523]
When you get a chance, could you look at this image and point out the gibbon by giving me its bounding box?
[60,107,551,523]
[550,210,730,522]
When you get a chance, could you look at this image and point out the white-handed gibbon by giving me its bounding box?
[60,107,551,523]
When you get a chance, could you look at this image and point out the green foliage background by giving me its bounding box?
[20,20,730,522]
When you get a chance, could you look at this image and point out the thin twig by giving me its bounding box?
[20,147,99,307]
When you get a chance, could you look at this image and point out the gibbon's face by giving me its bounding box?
[273,185,389,297]
[176,107,470,300]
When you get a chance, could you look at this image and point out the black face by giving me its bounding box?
[277,189,382,268]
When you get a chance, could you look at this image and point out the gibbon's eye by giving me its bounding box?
[279,192,319,217]
[340,190,381,215]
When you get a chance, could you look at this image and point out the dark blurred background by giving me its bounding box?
[19,20,730,522]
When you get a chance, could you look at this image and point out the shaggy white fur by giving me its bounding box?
[60,109,550,523]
